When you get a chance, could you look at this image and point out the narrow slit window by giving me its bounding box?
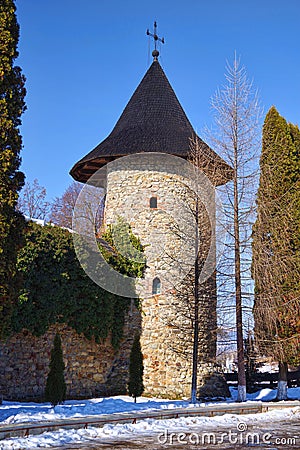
[150,197,157,209]
[152,277,161,295]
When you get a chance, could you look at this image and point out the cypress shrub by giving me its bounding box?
[128,333,144,402]
[45,334,66,406]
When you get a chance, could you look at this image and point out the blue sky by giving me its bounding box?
[15,0,300,201]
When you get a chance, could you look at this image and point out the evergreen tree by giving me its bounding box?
[13,221,145,348]
[252,107,300,400]
[45,334,66,406]
[0,0,26,339]
[128,334,144,402]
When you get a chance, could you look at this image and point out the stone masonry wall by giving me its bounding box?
[0,300,140,401]
[0,153,223,401]
[104,155,218,399]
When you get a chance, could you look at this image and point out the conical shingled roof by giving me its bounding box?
[70,60,233,186]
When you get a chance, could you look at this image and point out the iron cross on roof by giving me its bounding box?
[146,21,164,60]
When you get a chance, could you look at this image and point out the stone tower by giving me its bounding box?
[70,56,232,399]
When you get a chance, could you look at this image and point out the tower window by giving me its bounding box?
[150,197,157,209]
[152,277,161,295]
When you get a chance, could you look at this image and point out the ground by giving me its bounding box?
[1,388,300,448]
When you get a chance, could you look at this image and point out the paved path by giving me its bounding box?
[53,418,300,450]
[1,400,299,440]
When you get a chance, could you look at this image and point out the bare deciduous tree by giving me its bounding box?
[49,181,83,229]
[158,138,230,402]
[207,54,262,401]
[17,178,50,220]
[51,181,105,237]
[188,137,217,402]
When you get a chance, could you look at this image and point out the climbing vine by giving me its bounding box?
[13,220,145,348]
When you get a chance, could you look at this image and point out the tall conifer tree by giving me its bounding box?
[0,0,26,339]
[45,334,66,406]
[252,107,300,400]
[128,334,144,402]
[208,55,261,401]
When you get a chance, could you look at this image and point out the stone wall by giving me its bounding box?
[104,154,219,398]
[0,300,140,401]
[0,153,226,401]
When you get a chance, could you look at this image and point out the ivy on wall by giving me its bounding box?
[13,220,145,348]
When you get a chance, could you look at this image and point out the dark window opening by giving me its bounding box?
[152,277,161,295]
[150,197,157,209]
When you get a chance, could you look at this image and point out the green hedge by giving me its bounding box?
[13,220,145,348]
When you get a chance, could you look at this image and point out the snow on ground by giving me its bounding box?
[230,386,300,402]
[2,387,300,425]
[0,396,190,425]
[1,407,300,449]
[1,388,300,449]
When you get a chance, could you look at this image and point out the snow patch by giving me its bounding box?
[1,389,300,448]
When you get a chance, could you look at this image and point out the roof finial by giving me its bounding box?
[146,21,164,61]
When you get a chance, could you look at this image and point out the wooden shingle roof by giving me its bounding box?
[70,60,233,185]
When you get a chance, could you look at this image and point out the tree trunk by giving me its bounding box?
[191,197,200,404]
[233,134,246,402]
[277,362,288,400]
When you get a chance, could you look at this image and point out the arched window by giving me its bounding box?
[150,196,157,209]
[152,277,161,295]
